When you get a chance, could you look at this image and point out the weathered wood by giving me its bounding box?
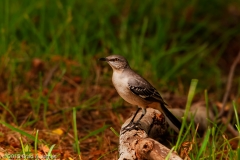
[170,102,214,133]
[118,108,182,160]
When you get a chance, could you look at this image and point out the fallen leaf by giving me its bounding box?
[52,128,64,136]
[0,152,4,158]
[0,137,4,143]
[40,144,50,153]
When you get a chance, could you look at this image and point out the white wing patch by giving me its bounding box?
[129,85,149,98]
[139,95,148,98]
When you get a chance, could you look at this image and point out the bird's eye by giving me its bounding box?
[110,58,119,62]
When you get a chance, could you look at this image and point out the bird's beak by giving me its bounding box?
[99,57,108,61]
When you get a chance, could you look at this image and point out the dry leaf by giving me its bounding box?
[0,152,4,158]
[40,144,50,153]
[52,128,64,136]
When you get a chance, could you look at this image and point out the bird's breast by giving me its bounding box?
[112,72,129,96]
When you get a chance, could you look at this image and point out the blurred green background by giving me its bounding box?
[1,0,240,96]
[1,1,240,159]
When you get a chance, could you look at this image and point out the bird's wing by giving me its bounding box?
[127,78,166,104]
[128,77,181,130]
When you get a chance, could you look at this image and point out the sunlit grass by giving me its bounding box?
[176,79,198,150]
[73,107,81,159]
[0,0,240,159]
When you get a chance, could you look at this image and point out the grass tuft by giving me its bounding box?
[0,0,240,159]
[176,79,198,150]
[73,107,81,158]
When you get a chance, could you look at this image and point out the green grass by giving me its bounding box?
[176,79,198,150]
[1,0,239,89]
[1,0,240,159]
[73,107,81,159]
[174,80,240,159]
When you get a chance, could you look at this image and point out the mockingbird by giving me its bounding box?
[99,55,181,132]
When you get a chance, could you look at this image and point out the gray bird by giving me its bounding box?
[99,55,181,132]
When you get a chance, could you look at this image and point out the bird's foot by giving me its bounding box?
[121,108,145,134]
[121,121,142,134]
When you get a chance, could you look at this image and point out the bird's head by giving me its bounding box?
[99,55,130,71]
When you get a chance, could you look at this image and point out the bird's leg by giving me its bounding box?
[135,108,146,124]
[122,107,141,130]
[121,107,146,134]
[129,107,141,124]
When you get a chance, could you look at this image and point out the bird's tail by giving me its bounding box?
[160,102,182,131]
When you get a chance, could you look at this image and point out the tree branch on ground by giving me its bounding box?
[118,108,182,160]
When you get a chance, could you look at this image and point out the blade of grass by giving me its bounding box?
[110,127,119,137]
[196,127,211,159]
[97,148,118,160]
[166,146,175,160]
[204,90,210,123]
[19,137,27,160]
[34,130,39,158]
[238,147,240,160]
[0,102,17,124]
[233,100,240,159]
[139,17,148,53]
[222,134,235,159]
[176,79,198,150]
[0,121,35,141]
[2,0,9,52]
[47,144,56,160]
[232,101,240,132]
[73,107,81,159]
[211,126,216,159]
[180,115,195,144]
[163,45,207,81]
[79,124,110,142]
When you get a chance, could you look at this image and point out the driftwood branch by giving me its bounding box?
[118,103,217,159]
[118,108,182,160]
[170,102,214,133]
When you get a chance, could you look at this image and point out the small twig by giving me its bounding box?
[63,75,79,88]
[218,51,240,118]
[43,64,59,87]
[221,117,239,137]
